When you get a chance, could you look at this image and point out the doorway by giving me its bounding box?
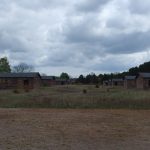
[24,80,29,88]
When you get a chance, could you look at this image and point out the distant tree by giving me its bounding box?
[78,75,85,83]
[60,72,70,80]
[0,57,11,72]
[139,62,150,72]
[128,67,139,75]
[102,74,110,81]
[122,71,129,77]
[98,74,104,84]
[84,73,99,84]
[13,63,34,73]
[91,74,98,84]
[85,74,92,84]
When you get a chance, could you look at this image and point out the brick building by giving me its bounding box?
[0,72,41,89]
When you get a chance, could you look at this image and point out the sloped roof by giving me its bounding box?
[55,79,67,81]
[139,73,150,78]
[41,76,55,80]
[125,76,136,80]
[0,72,41,78]
[112,78,124,82]
[103,80,112,83]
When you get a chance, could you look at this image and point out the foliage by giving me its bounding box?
[60,72,70,80]
[0,57,11,72]
[95,84,99,88]
[82,89,87,94]
[77,61,150,84]
[13,62,34,73]
[77,75,85,83]
[13,89,20,94]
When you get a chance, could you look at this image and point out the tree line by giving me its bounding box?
[76,61,150,84]
[0,57,150,83]
[0,57,70,80]
[0,57,34,73]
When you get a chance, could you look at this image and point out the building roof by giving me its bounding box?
[103,80,112,83]
[0,72,41,78]
[55,79,67,82]
[41,76,55,80]
[112,78,124,82]
[125,76,136,80]
[139,73,150,78]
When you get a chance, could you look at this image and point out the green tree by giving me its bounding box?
[0,57,11,72]
[128,67,139,75]
[60,72,70,80]
[78,74,85,83]
[139,62,150,72]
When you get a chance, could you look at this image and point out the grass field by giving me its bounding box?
[0,85,150,109]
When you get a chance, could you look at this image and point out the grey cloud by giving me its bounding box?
[64,15,101,44]
[0,0,67,11]
[65,24,99,44]
[90,60,128,72]
[0,0,149,75]
[76,0,110,12]
[129,0,150,14]
[0,31,29,52]
[38,46,87,68]
[64,16,150,55]
[101,31,150,54]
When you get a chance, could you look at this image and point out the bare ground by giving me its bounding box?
[0,109,150,150]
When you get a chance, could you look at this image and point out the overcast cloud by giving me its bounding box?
[0,0,150,76]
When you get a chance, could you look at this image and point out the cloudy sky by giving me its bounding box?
[0,0,150,76]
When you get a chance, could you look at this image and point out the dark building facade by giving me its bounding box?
[124,76,136,89]
[0,72,41,89]
[136,73,150,89]
[103,80,112,86]
[112,79,124,86]
[41,76,56,86]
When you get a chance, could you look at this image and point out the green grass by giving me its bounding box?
[0,85,150,109]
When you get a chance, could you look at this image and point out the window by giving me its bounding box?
[24,80,29,86]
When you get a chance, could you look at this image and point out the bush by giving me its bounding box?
[106,88,110,92]
[13,89,20,94]
[83,89,87,94]
[25,89,30,93]
[95,84,99,88]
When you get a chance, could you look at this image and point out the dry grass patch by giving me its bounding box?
[0,85,150,108]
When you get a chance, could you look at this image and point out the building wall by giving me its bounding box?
[136,76,150,89]
[112,81,124,86]
[136,76,144,89]
[42,79,56,86]
[18,78,34,89]
[0,78,18,89]
[0,77,41,89]
[124,80,136,89]
[33,76,42,89]
[143,79,150,89]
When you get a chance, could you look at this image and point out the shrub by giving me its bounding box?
[95,84,99,88]
[106,88,110,92]
[13,89,20,94]
[83,89,87,94]
[25,89,30,93]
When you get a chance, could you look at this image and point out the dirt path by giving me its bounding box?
[0,109,150,150]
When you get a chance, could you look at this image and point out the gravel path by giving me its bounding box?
[0,109,150,150]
